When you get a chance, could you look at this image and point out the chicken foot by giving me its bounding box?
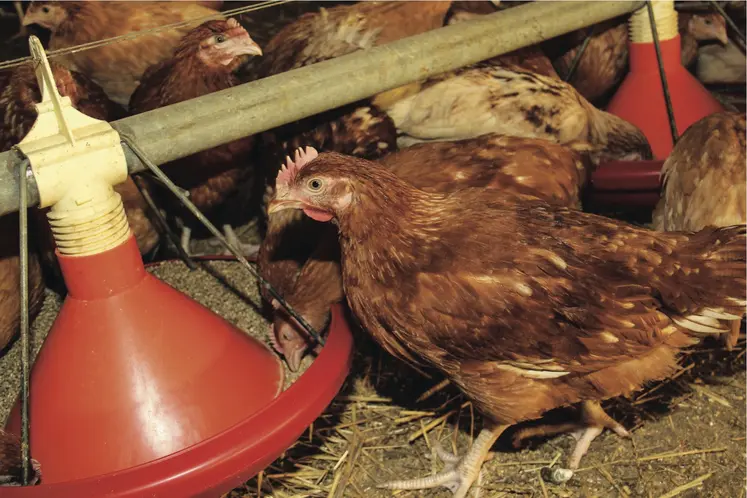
[222,224,260,258]
[378,424,508,498]
[177,221,258,258]
[514,401,630,485]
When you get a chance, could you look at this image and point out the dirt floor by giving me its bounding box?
[228,331,746,498]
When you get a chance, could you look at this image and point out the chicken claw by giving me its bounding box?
[378,425,507,498]
[534,401,630,485]
[222,224,260,259]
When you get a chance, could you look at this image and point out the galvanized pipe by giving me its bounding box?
[0,0,645,216]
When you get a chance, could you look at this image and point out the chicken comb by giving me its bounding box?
[227,18,240,29]
[275,146,319,191]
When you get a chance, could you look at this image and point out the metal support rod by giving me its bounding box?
[647,1,679,145]
[0,0,645,216]
[121,137,326,347]
[16,152,31,486]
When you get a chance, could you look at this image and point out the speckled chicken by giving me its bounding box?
[0,61,160,283]
[22,1,221,105]
[269,135,596,370]
[269,149,746,496]
[549,10,728,103]
[0,428,42,486]
[373,62,653,161]
[129,18,263,257]
[653,111,746,349]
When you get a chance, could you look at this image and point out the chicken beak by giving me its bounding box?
[268,198,305,214]
[286,347,305,373]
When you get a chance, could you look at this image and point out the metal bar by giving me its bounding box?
[0,0,645,216]
[121,137,326,347]
[647,1,679,145]
[16,151,31,486]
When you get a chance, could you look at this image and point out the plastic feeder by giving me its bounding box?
[3,37,354,496]
[587,159,665,209]
[4,289,353,498]
[607,0,724,160]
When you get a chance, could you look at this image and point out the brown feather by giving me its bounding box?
[269,134,597,366]
[653,111,746,348]
[274,152,746,428]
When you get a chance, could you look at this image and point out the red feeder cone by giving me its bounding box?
[607,1,723,160]
[6,235,284,482]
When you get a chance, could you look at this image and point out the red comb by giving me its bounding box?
[275,146,319,191]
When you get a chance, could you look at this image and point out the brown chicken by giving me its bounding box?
[0,428,42,486]
[549,11,728,103]
[374,62,653,162]
[129,18,263,256]
[268,149,746,496]
[653,111,746,349]
[22,1,221,105]
[0,61,160,283]
[269,135,596,370]
[254,2,443,307]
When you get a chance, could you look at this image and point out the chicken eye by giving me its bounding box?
[703,19,712,25]
[307,178,324,191]
[42,6,50,13]
[215,34,226,43]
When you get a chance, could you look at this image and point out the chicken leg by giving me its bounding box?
[378,424,508,498]
[222,224,260,258]
[513,401,630,484]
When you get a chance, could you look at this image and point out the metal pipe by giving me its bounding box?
[0,0,644,216]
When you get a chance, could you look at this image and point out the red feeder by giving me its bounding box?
[6,237,285,482]
[606,0,724,160]
[3,35,354,497]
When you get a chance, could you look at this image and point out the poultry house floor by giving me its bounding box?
[232,338,746,498]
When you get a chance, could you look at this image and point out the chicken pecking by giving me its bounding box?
[269,135,596,372]
[268,149,746,497]
[23,1,222,106]
[653,111,746,349]
[129,18,263,257]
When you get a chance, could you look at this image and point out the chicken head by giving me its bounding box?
[686,12,729,45]
[22,1,67,30]
[269,147,353,223]
[194,18,262,70]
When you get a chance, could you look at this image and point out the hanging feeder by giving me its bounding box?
[588,0,725,212]
[3,36,353,496]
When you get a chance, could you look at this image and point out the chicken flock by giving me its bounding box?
[0,0,745,494]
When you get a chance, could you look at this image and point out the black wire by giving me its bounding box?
[119,136,326,348]
[647,0,679,145]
